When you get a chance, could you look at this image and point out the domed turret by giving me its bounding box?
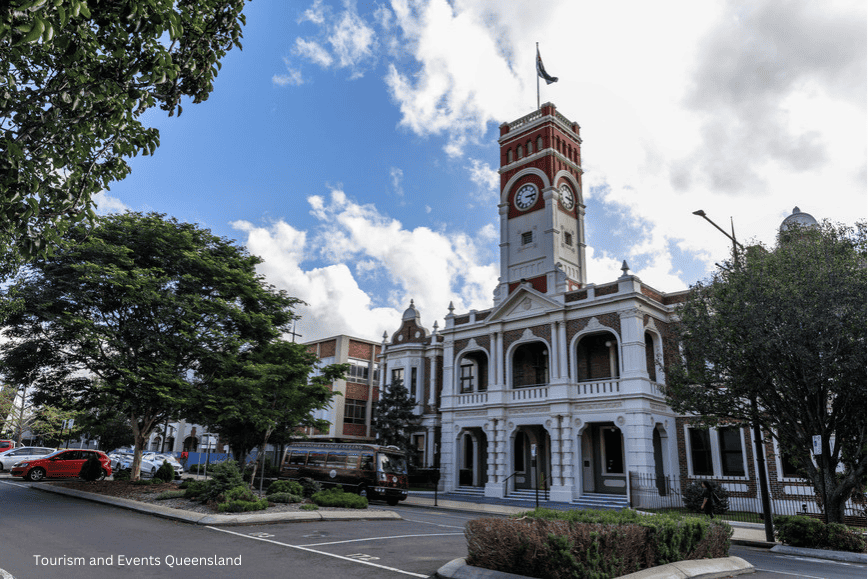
[779,206,818,232]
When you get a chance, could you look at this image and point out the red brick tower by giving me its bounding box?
[494,102,586,305]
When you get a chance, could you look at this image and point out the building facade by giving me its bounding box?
[378,103,687,505]
[302,335,382,441]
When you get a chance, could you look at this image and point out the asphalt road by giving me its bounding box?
[0,479,468,579]
[1,478,865,579]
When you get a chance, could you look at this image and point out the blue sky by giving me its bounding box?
[98,0,867,343]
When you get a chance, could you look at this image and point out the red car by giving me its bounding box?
[10,449,112,481]
[0,440,16,454]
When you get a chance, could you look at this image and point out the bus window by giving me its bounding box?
[308,451,326,467]
[288,451,307,466]
[346,453,360,469]
[378,453,408,475]
[360,453,374,471]
[326,452,347,468]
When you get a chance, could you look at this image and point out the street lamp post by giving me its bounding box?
[693,210,775,544]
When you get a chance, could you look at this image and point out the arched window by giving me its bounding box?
[507,149,513,163]
[576,334,620,380]
[512,342,549,388]
[537,136,543,150]
[526,140,533,155]
[645,332,658,382]
[517,144,523,159]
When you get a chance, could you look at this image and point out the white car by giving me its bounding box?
[143,452,183,475]
[0,447,56,471]
[114,454,162,477]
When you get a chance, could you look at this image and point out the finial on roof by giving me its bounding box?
[620,260,630,278]
[432,321,439,335]
[448,301,455,314]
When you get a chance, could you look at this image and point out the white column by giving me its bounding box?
[550,322,560,380]
[495,331,504,388]
[488,331,497,389]
[559,321,569,380]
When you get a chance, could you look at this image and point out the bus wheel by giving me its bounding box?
[386,497,399,506]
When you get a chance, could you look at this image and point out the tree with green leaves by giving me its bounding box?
[372,379,418,458]
[192,340,347,483]
[0,212,297,479]
[0,0,248,272]
[666,221,866,523]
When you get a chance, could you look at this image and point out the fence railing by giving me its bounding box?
[629,471,866,527]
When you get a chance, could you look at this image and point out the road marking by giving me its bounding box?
[0,480,28,489]
[0,568,15,579]
[400,517,466,530]
[754,569,828,578]
[206,526,429,578]
[346,553,380,562]
[296,532,464,547]
[248,532,275,538]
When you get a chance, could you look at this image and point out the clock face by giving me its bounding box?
[559,185,575,210]
[515,184,538,210]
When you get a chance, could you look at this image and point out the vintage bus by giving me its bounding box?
[280,442,409,506]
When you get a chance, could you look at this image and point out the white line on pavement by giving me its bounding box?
[0,480,28,488]
[206,526,429,578]
[296,532,464,547]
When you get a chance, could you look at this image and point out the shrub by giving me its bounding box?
[202,461,245,502]
[682,480,730,515]
[79,454,104,481]
[267,479,303,496]
[154,490,187,500]
[183,480,209,499]
[154,460,175,483]
[268,492,303,504]
[113,468,131,481]
[467,510,731,579]
[216,485,269,513]
[218,498,269,512]
[774,516,866,553]
[300,504,319,511]
[298,477,321,498]
[133,478,161,485]
[311,486,368,509]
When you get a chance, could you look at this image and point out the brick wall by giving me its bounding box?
[345,382,368,400]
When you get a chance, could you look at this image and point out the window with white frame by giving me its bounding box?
[688,428,714,476]
[410,366,418,401]
[460,363,475,393]
[718,427,745,476]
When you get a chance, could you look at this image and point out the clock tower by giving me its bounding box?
[494,102,586,306]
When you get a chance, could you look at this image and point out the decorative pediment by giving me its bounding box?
[486,284,561,323]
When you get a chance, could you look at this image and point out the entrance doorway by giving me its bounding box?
[581,423,626,495]
[511,426,550,492]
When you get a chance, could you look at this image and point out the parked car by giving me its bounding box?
[143,452,184,475]
[0,440,17,455]
[0,446,56,471]
[114,455,162,477]
[10,449,112,481]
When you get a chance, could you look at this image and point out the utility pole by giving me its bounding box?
[693,209,774,543]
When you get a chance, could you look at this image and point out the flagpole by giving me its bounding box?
[536,42,540,110]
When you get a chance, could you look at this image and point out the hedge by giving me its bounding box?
[466,509,732,579]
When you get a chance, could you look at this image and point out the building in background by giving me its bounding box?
[302,335,382,441]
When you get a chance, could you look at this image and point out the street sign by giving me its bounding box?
[812,435,822,455]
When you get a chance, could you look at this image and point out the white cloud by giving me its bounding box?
[294,39,334,67]
[232,190,499,341]
[279,0,865,298]
[273,57,305,86]
[292,0,377,78]
[93,191,129,215]
[390,167,404,197]
[298,0,326,25]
